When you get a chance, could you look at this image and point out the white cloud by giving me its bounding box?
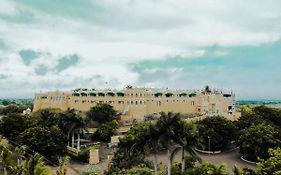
[1,0,281,97]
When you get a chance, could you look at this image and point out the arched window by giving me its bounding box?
[157,101,161,106]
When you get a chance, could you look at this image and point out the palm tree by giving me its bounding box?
[171,122,201,174]
[15,145,27,165]
[156,112,181,175]
[56,156,69,175]
[144,124,162,175]
[0,142,12,175]
[59,108,86,149]
[233,165,243,175]
[21,153,52,175]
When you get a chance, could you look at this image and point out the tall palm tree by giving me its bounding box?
[56,156,69,175]
[144,123,162,175]
[21,153,52,175]
[156,112,181,175]
[59,108,86,149]
[171,122,201,174]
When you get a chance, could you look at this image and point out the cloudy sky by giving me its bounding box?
[0,0,281,99]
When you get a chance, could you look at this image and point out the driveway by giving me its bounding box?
[147,148,256,174]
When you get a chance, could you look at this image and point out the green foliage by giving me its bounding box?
[66,146,97,163]
[18,125,67,160]
[0,108,86,160]
[112,166,154,175]
[92,120,119,142]
[236,105,281,130]
[0,104,29,115]
[235,112,264,130]
[56,156,69,175]
[31,108,62,127]
[184,162,229,175]
[197,116,238,151]
[107,112,203,175]
[80,164,101,175]
[258,147,281,175]
[184,156,198,169]
[0,141,52,175]
[157,163,182,175]
[238,123,281,161]
[58,108,86,135]
[0,113,30,141]
[233,166,257,175]
[108,148,146,172]
[253,106,281,127]
[21,153,52,175]
[87,104,117,124]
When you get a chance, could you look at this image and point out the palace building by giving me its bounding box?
[33,86,240,121]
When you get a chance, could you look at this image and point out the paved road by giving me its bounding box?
[147,148,256,174]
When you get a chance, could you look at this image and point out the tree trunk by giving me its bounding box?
[71,132,75,147]
[3,167,7,175]
[168,149,171,175]
[181,147,185,174]
[67,130,70,146]
[153,153,158,175]
[77,132,80,151]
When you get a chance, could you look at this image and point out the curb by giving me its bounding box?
[240,156,258,165]
[194,148,221,154]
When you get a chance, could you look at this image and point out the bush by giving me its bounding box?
[66,146,97,163]
[80,164,101,175]
[92,120,119,142]
[184,162,228,175]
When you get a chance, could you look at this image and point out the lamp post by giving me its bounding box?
[208,136,211,155]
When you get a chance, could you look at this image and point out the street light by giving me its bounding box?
[208,136,211,155]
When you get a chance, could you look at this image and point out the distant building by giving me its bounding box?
[23,108,31,115]
[33,87,240,121]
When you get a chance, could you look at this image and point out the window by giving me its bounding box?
[136,101,138,105]
[157,101,161,106]
[191,101,195,106]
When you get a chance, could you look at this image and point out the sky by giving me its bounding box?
[0,0,281,100]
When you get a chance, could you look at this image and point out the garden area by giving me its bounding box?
[1,104,281,174]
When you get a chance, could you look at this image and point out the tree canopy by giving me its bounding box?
[258,147,281,175]
[197,116,238,151]
[18,125,67,160]
[0,113,30,142]
[238,123,281,161]
[86,104,117,124]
